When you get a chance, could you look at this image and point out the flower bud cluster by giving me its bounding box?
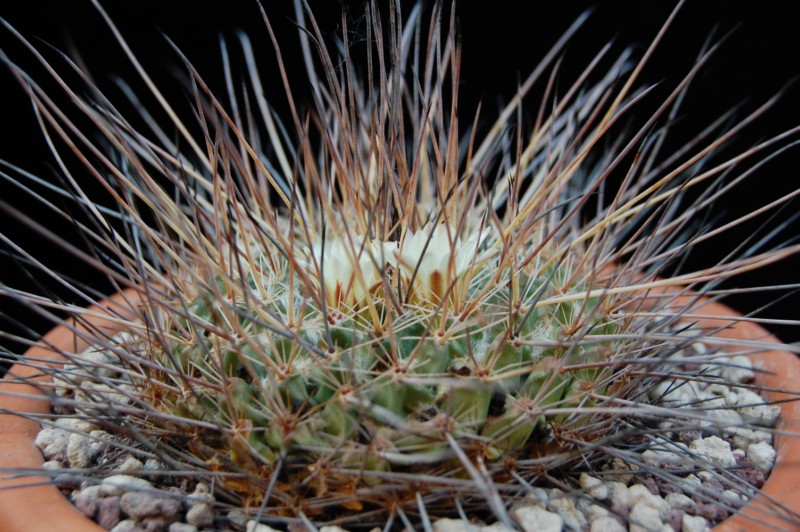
[305,223,494,311]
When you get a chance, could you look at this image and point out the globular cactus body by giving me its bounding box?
[143,231,619,515]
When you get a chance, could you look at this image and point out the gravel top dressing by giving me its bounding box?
[35,334,778,532]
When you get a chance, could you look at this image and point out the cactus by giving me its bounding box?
[1,2,799,530]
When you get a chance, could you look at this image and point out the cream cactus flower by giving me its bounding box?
[390,223,492,304]
[308,235,384,311]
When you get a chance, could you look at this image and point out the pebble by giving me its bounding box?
[666,509,684,531]
[168,524,198,532]
[42,459,62,471]
[699,359,721,378]
[606,482,629,507]
[734,389,781,426]
[97,496,122,529]
[144,458,165,473]
[76,348,117,378]
[547,489,586,531]
[481,524,515,532]
[141,517,171,531]
[682,474,702,489]
[77,381,130,406]
[185,502,214,528]
[721,490,746,508]
[746,441,776,473]
[227,509,249,529]
[102,475,155,496]
[67,431,107,469]
[694,502,729,523]
[665,492,694,510]
[721,356,755,383]
[696,471,713,482]
[54,417,97,432]
[431,519,475,532]
[648,378,687,404]
[590,516,626,532]
[681,513,710,532]
[642,442,690,466]
[119,491,182,520]
[705,383,733,400]
[72,492,98,518]
[428,520,512,532]
[53,375,73,397]
[628,503,663,532]
[689,436,736,468]
[703,406,744,427]
[696,392,727,410]
[729,427,771,451]
[604,457,636,484]
[580,473,608,500]
[523,487,550,508]
[628,484,670,520]
[584,504,610,521]
[35,426,70,460]
[111,519,145,532]
[119,457,145,472]
[246,521,282,532]
[511,506,564,532]
[78,485,105,500]
[188,482,215,503]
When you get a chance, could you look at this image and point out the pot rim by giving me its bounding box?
[1,289,798,532]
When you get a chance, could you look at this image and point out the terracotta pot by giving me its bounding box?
[0,290,139,532]
[1,291,798,531]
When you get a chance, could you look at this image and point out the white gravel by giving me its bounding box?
[34,335,780,531]
[682,513,710,532]
[590,516,626,532]
[665,492,694,510]
[245,522,281,532]
[628,503,663,532]
[735,388,781,426]
[580,473,608,501]
[747,441,776,473]
[101,475,155,496]
[689,435,737,468]
[510,506,563,532]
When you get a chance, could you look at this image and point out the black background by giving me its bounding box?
[2,1,799,372]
